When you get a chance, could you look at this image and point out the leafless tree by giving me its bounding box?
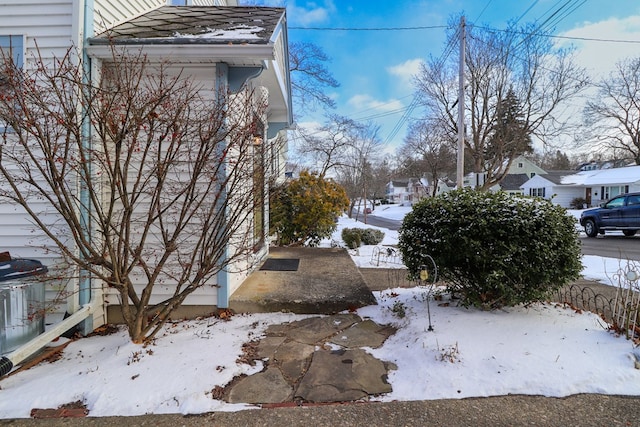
[0,46,270,343]
[289,41,340,114]
[399,119,456,196]
[584,57,640,164]
[329,118,383,216]
[414,19,587,189]
[295,115,360,178]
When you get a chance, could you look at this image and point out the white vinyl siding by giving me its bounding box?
[93,0,165,33]
[0,1,75,62]
[93,0,226,34]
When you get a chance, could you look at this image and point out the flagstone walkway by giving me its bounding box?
[222,314,397,405]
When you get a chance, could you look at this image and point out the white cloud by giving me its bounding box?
[558,16,640,78]
[288,0,336,26]
[347,94,404,114]
[387,58,424,88]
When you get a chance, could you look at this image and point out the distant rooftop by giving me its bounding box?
[89,6,285,45]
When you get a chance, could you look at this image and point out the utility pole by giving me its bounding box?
[456,16,466,189]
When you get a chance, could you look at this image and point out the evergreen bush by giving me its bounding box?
[269,171,349,246]
[341,227,385,248]
[341,228,362,249]
[398,189,582,309]
[569,197,588,209]
[360,228,385,245]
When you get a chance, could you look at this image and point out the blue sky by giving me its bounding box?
[267,1,640,154]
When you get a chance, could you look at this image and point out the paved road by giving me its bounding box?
[580,233,640,261]
[356,214,401,230]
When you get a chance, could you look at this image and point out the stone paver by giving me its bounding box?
[296,348,393,402]
[227,367,292,404]
[224,314,396,405]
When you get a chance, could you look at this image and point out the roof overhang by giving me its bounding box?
[85,6,292,127]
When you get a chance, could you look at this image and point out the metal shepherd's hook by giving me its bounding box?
[420,256,438,332]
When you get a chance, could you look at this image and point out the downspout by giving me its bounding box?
[0,0,98,378]
[77,0,95,336]
[215,64,263,308]
[215,63,230,309]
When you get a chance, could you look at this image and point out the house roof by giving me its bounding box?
[537,170,576,185]
[561,165,640,186]
[499,173,529,191]
[89,6,285,45]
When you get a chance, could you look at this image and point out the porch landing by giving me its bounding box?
[229,247,377,314]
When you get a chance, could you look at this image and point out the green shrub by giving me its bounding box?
[569,197,588,209]
[398,189,582,309]
[341,227,385,248]
[341,228,362,249]
[360,228,385,245]
[270,171,349,247]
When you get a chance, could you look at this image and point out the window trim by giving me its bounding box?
[0,34,24,133]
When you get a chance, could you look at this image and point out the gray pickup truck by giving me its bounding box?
[580,192,640,237]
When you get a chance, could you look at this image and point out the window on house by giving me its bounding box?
[0,35,23,133]
[601,185,628,200]
[518,162,524,168]
[529,188,545,197]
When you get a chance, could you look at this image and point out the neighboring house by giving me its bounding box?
[406,178,430,204]
[462,156,546,193]
[499,174,530,195]
[386,180,409,204]
[0,1,292,331]
[386,178,431,205]
[521,166,640,208]
[578,159,632,171]
[508,155,546,179]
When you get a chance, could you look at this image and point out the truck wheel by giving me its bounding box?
[584,219,598,237]
[623,230,637,237]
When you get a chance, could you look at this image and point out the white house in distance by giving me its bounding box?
[463,156,547,194]
[0,0,292,349]
[521,165,640,208]
[386,177,448,205]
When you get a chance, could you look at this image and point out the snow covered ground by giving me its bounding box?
[1,205,639,418]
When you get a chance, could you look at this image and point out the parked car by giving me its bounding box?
[580,192,640,237]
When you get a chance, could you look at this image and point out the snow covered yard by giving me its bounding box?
[1,205,639,418]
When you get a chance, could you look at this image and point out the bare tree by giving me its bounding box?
[414,19,587,189]
[0,47,269,343]
[330,119,383,217]
[584,57,640,164]
[399,119,456,196]
[295,114,362,178]
[289,41,340,113]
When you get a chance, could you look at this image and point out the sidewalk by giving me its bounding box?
[7,394,640,426]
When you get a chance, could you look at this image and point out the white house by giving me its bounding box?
[386,178,432,205]
[521,166,640,208]
[0,0,292,359]
[463,156,546,193]
[386,180,410,204]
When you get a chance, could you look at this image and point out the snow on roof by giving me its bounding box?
[173,25,264,40]
[560,165,640,186]
[90,6,284,45]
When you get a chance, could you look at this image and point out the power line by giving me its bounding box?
[289,25,447,31]
[292,16,640,45]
